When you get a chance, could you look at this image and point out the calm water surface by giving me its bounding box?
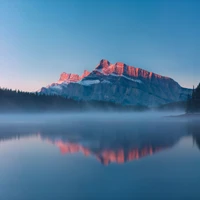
[0,113,200,200]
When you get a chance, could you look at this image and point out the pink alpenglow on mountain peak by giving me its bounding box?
[95,59,170,80]
[80,70,90,79]
[58,70,90,83]
[58,59,170,84]
[58,73,80,83]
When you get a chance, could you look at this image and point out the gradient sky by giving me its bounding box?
[1,0,199,91]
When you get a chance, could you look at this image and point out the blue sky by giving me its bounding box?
[1,0,199,91]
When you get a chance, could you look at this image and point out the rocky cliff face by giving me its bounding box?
[58,70,90,83]
[39,59,192,107]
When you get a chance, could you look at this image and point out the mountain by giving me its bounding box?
[39,59,192,107]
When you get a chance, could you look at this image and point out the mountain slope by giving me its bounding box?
[39,59,192,106]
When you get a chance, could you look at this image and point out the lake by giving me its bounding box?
[0,113,200,200]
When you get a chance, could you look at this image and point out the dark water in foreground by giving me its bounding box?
[0,114,200,200]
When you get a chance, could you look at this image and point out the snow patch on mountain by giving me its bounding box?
[101,80,111,84]
[79,79,100,86]
[111,73,143,84]
[51,85,63,90]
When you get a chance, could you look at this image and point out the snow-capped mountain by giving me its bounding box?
[39,59,192,106]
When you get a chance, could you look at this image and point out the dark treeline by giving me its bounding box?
[187,83,200,113]
[0,88,148,113]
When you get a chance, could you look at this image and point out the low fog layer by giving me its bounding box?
[0,111,187,124]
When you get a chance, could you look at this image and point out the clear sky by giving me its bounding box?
[1,0,199,91]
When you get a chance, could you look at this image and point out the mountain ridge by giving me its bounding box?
[55,59,174,84]
[95,59,172,80]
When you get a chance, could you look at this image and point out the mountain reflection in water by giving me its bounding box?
[46,139,169,165]
[1,118,199,165]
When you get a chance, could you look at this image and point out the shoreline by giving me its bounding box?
[167,113,200,118]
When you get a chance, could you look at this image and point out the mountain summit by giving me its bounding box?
[39,59,191,106]
[58,70,90,83]
[96,59,169,80]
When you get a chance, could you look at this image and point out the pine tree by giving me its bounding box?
[186,94,192,113]
[187,83,200,113]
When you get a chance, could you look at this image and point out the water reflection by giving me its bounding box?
[1,119,198,165]
[188,122,200,150]
[45,139,170,165]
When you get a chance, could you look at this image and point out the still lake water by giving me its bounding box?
[0,113,200,200]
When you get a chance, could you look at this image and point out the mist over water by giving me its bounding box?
[0,110,186,124]
[0,112,200,200]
